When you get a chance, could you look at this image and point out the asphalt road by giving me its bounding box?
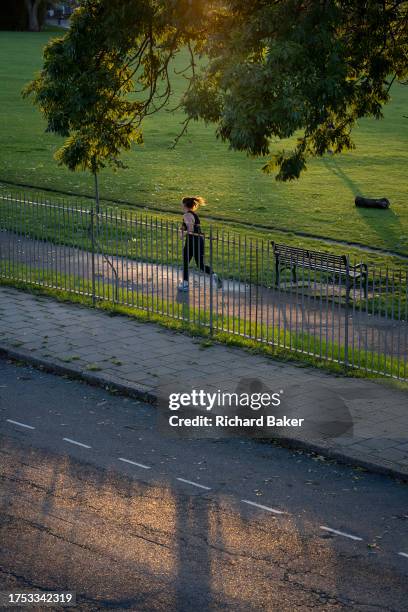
[0,358,407,611]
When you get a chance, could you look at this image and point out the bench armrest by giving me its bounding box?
[350,262,368,273]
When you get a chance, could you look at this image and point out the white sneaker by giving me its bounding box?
[178,280,189,291]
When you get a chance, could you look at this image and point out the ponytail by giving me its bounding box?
[182,196,207,210]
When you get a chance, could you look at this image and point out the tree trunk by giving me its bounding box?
[94,171,100,214]
[24,0,40,32]
[355,196,390,209]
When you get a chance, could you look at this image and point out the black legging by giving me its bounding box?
[183,235,212,282]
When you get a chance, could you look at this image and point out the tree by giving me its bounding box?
[23,0,208,210]
[23,0,408,188]
[183,0,408,180]
[25,0,41,31]
[0,0,47,31]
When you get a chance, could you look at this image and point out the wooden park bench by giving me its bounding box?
[271,242,368,301]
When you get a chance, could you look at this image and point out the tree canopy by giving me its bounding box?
[23,0,207,178]
[24,0,408,182]
[185,0,408,180]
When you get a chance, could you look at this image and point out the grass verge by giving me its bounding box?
[1,265,406,382]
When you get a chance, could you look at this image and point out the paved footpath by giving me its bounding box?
[1,230,406,357]
[0,285,407,479]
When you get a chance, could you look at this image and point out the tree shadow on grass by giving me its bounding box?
[322,156,405,254]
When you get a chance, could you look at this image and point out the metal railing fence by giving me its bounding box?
[1,193,407,379]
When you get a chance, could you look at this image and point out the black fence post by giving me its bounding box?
[344,259,350,370]
[90,207,96,306]
[209,226,214,336]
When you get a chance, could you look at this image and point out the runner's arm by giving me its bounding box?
[180,213,194,239]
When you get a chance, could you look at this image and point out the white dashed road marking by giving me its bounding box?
[320,526,363,541]
[118,457,151,470]
[242,499,285,515]
[63,437,91,449]
[176,478,211,491]
[6,419,35,430]
[5,415,405,560]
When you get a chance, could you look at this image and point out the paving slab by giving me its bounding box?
[0,285,407,479]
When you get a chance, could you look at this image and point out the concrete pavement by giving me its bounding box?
[0,285,407,479]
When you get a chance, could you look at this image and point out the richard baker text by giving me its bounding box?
[168,415,304,428]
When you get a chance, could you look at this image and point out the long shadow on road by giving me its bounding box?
[1,432,408,611]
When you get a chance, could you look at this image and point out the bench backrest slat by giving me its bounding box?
[272,242,349,269]
[308,250,348,269]
[272,242,309,263]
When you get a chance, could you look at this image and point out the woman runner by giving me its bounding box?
[178,196,222,291]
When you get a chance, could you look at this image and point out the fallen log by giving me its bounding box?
[355,196,390,209]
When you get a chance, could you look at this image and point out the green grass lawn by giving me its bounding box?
[1,29,408,262]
